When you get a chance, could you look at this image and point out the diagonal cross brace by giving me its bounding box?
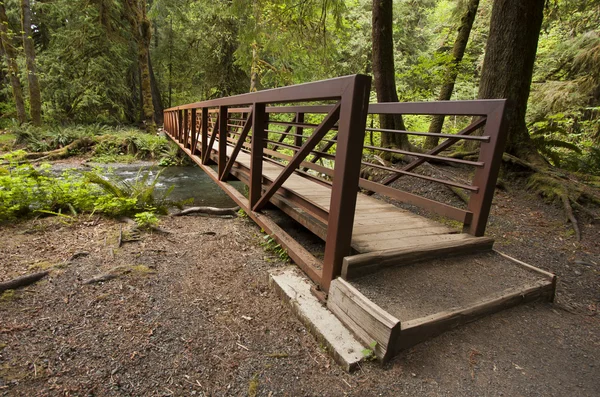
[220,111,253,180]
[202,113,219,164]
[378,116,487,187]
[252,103,341,212]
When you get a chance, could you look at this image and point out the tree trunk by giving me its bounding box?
[250,43,258,92]
[475,0,546,165]
[372,0,409,151]
[168,15,172,108]
[20,0,42,126]
[0,3,26,125]
[125,0,156,133]
[424,0,479,149]
[148,55,163,124]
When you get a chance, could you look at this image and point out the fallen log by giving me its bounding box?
[173,206,240,217]
[0,271,50,293]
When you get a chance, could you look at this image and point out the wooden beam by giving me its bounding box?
[342,236,494,280]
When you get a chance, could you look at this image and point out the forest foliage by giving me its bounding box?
[0,0,598,173]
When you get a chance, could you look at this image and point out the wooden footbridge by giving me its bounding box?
[163,75,556,364]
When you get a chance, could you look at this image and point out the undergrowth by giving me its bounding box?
[0,155,185,222]
[260,233,290,262]
[6,124,187,165]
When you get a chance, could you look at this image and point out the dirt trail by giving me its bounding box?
[0,183,599,396]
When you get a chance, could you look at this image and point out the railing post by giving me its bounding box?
[218,106,228,179]
[201,108,209,164]
[190,109,198,154]
[177,109,183,142]
[250,103,266,208]
[294,112,304,148]
[321,75,371,292]
[183,109,189,148]
[466,101,508,236]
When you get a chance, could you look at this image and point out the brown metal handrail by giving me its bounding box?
[164,75,372,291]
[163,76,507,291]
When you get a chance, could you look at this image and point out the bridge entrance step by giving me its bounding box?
[328,250,556,362]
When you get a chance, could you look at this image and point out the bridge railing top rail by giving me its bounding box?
[163,75,508,290]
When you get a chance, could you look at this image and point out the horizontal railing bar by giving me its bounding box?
[224,136,335,179]
[168,100,506,118]
[362,145,485,167]
[265,129,305,138]
[359,178,472,224]
[365,127,490,142]
[165,75,354,111]
[270,120,339,130]
[361,161,479,192]
[263,140,337,160]
[265,130,338,145]
[369,100,506,116]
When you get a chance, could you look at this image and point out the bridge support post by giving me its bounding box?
[190,109,198,155]
[294,112,304,148]
[250,103,266,208]
[465,102,508,236]
[177,109,183,142]
[218,106,228,179]
[321,75,371,292]
[183,109,189,148]
[201,108,209,164]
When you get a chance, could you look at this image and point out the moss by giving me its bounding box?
[248,375,259,397]
[0,342,7,351]
[0,363,29,382]
[28,261,56,271]
[130,265,156,275]
[0,290,17,302]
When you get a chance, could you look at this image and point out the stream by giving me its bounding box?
[75,163,240,208]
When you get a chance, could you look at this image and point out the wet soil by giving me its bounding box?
[0,174,599,396]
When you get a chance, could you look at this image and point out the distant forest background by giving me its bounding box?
[0,0,598,173]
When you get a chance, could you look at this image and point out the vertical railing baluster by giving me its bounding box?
[466,103,508,236]
[294,112,304,147]
[191,109,198,155]
[183,109,189,148]
[177,109,183,142]
[201,108,209,164]
[250,103,266,208]
[321,75,371,292]
[218,106,228,179]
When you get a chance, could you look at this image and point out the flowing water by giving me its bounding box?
[102,164,240,208]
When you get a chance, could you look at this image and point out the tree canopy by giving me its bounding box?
[0,0,598,172]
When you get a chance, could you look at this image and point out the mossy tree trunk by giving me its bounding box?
[0,2,26,125]
[475,0,546,165]
[20,0,42,126]
[148,55,163,125]
[125,0,156,134]
[424,0,479,149]
[372,0,409,151]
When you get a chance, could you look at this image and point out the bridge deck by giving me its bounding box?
[213,138,476,254]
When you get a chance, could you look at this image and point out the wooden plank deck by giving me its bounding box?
[213,139,481,255]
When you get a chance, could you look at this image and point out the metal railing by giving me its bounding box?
[163,75,507,290]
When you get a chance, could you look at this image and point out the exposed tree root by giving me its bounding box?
[173,206,240,217]
[82,266,131,285]
[447,149,480,159]
[503,153,600,241]
[561,195,581,241]
[0,271,50,293]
